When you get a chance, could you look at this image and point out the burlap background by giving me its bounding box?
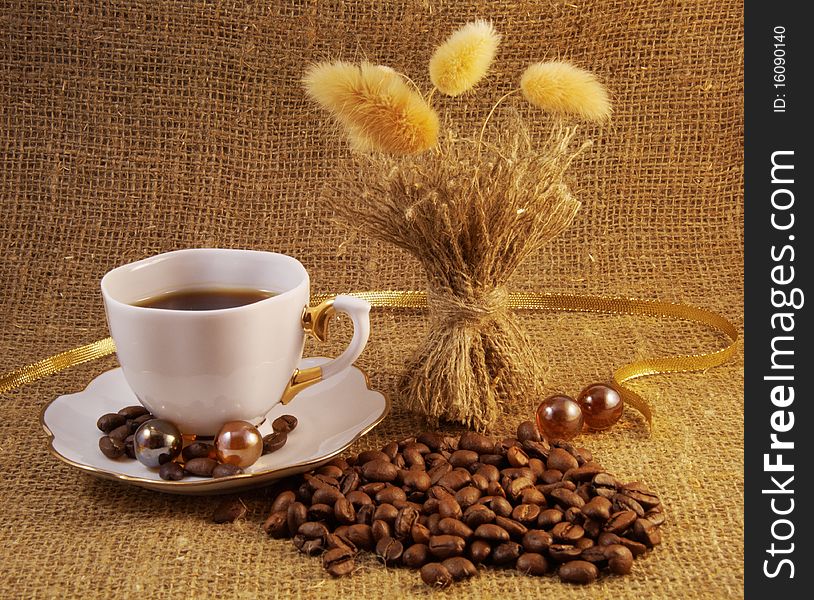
[0,1,743,598]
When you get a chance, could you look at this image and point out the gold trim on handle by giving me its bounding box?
[280,366,323,405]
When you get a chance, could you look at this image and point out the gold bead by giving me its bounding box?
[535,394,583,441]
[215,421,263,468]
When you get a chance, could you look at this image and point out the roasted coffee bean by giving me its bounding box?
[299,521,329,539]
[108,424,131,443]
[598,532,648,557]
[516,420,542,442]
[487,496,513,518]
[591,472,620,495]
[564,463,604,483]
[345,523,374,550]
[323,546,355,577]
[402,543,430,568]
[559,560,598,584]
[575,537,594,550]
[212,498,246,524]
[550,487,585,509]
[549,543,583,562]
[346,490,373,508]
[362,459,398,483]
[355,503,375,525]
[579,545,608,563]
[520,487,547,506]
[604,510,637,534]
[454,486,481,509]
[438,518,473,540]
[334,497,356,524]
[645,508,666,526]
[516,552,548,575]
[307,503,334,521]
[308,473,339,490]
[212,463,243,478]
[359,481,386,496]
[99,436,125,459]
[631,517,662,547]
[311,486,343,506]
[507,446,530,468]
[417,432,444,451]
[466,539,490,564]
[541,469,564,484]
[547,447,579,473]
[426,513,443,535]
[159,461,184,481]
[507,477,535,500]
[420,562,453,588]
[429,535,466,559]
[270,490,296,514]
[621,482,661,509]
[374,536,403,565]
[401,469,431,492]
[552,522,585,542]
[458,432,493,454]
[296,481,313,504]
[272,414,298,434]
[393,506,420,539]
[438,498,463,520]
[358,450,391,465]
[474,523,510,542]
[124,435,136,459]
[521,439,550,460]
[428,485,455,501]
[373,503,399,524]
[437,468,472,491]
[317,465,344,479]
[371,519,391,542]
[262,432,287,454]
[464,504,495,528]
[583,518,603,539]
[287,502,308,535]
[118,405,149,419]
[470,473,489,492]
[512,503,541,524]
[184,457,218,477]
[491,541,522,566]
[263,510,289,538]
[537,508,564,529]
[376,485,407,505]
[411,522,432,545]
[402,446,426,468]
[522,530,553,553]
[538,480,576,496]
[502,467,535,482]
[479,453,505,467]
[613,492,646,517]
[182,442,214,462]
[564,506,585,524]
[494,515,528,538]
[605,544,634,574]
[487,480,506,498]
[475,464,500,482]
[339,471,361,495]
[442,556,478,580]
[582,496,612,521]
[130,413,154,429]
[97,413,127,433]
[449,449,479,468]
[326,531,355,553]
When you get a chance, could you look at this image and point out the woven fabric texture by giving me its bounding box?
[0,1,743,598]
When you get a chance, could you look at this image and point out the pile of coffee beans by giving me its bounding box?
[96,407,297,481]
[262,422,663,586]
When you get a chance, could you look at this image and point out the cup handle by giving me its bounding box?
[279,295,371,405]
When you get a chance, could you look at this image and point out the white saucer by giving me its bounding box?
[41,358,389,495]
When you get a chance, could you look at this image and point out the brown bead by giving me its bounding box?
[536,395,584,441]
[577,383,624,430]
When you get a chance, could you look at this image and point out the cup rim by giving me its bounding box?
[100,248,309,314]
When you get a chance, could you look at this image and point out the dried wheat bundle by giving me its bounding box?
[304,20,609,429]
[330,119,587,429]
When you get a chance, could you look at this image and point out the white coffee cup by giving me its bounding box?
[101,248,371,436]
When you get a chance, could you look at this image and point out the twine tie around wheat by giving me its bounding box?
[429,286,509,326]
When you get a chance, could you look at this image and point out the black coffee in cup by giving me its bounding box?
[132,287,276,311]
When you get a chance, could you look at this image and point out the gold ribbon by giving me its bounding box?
[0,291,739,431]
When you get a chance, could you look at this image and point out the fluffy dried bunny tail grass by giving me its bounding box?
[303,61,439,154]
[429,20,501,96]
[520,61,611,122]
[328,118,586,430]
